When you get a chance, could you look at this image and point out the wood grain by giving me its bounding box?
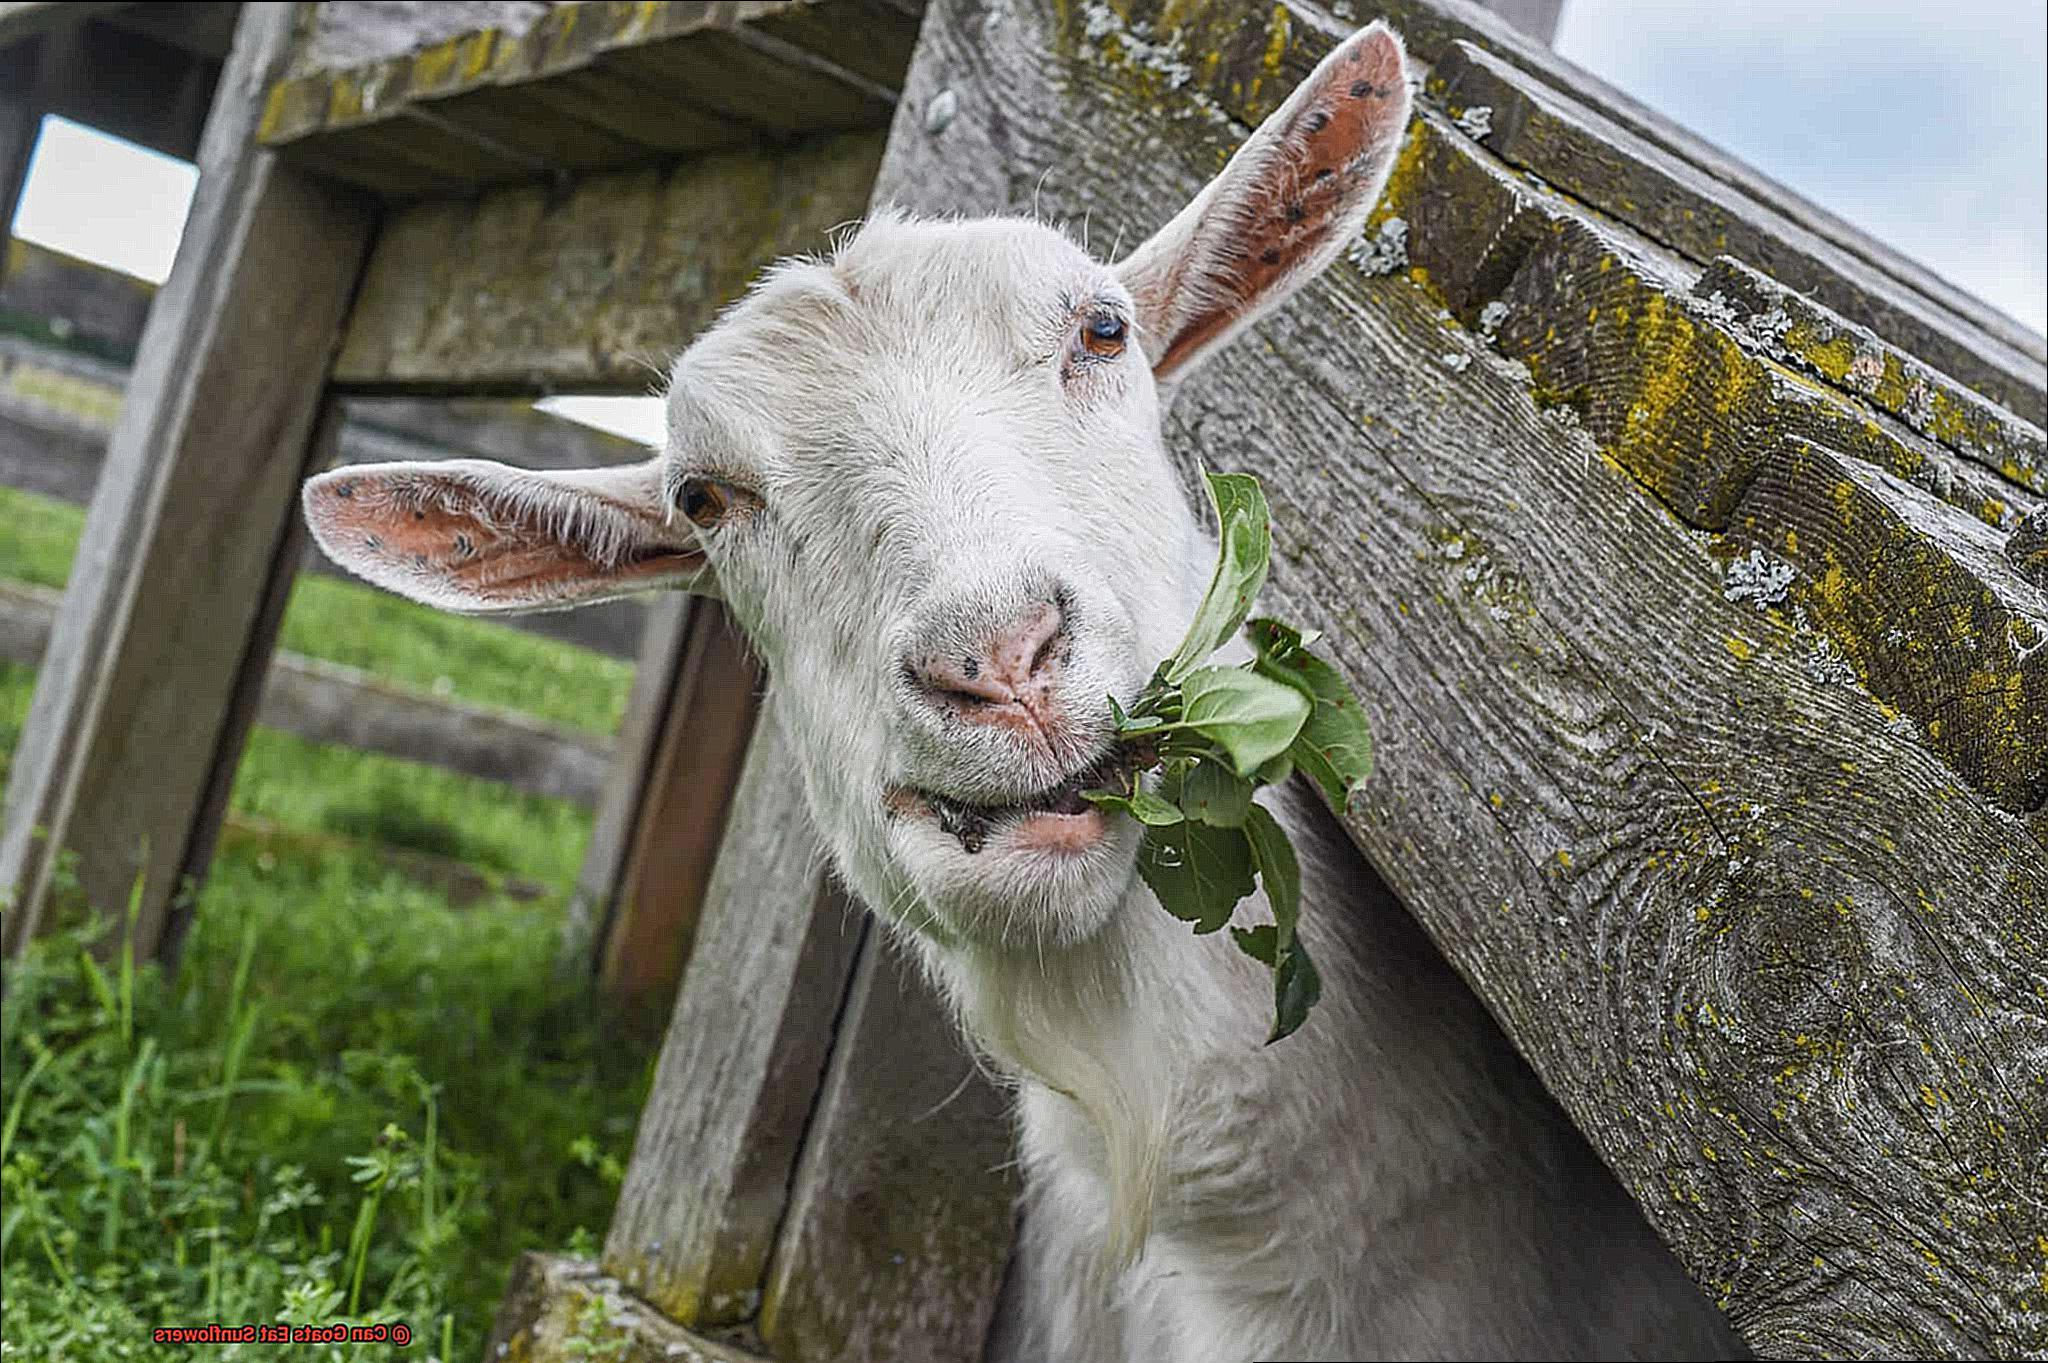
[604,701,866,1326]
[260,0,922,197]
[1430,39,2045,426]
[757,933,1019,1363]
[0,3,378,960]
[874,1,2047,1355]
[593,598,763,1014]
[487,1252,776,1363]
[330,130,884,393]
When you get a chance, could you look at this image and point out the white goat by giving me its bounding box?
[305,23,1746,1361]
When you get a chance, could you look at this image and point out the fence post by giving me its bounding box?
[571,597,764,1019]
[0,2,377,958]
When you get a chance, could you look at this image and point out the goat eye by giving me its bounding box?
[1081,312,1127,359]
[679,476,728,527]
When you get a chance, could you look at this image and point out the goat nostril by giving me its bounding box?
[1029,626,1059,679]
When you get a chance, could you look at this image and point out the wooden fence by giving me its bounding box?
[3,3,2041,1360]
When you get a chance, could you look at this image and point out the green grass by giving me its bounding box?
[0,663,592,888]
[0,484,633,735]
[1,845,649,1362]
[0,473,658,1360]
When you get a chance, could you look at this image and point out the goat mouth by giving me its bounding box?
[894,745,1145,855]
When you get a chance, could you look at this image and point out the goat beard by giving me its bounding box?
[946,939,1177,1274]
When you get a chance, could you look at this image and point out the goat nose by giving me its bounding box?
[910,600,1065,709]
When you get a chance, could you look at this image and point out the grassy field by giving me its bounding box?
[0,484,654,1360]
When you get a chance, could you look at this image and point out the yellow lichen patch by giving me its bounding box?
[1831,480,1857,528]
[1803,332,1857,383]
[1725,635,1754,661]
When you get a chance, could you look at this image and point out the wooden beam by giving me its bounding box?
[1,49,37,244]
[330,129,886,393]
[872,2,2044,1354]
[1431,40,2045,425]
[756,932,1018,1363]
[589,599,762,1015]
[487,1253,774,1363]
[0,577,612,804]
[564,597,692,960]
[0,3,129,45]
[0,3,378,959]
[26,14,221,163]
[259,0,920,197]
[604,704,866,1325]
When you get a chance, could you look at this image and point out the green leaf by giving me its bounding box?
[1176,666,1311,777]
[1246,616,1308,663]
[1243,804,1301,948]
[1136,818,1256,935]
[1247,635,1373,810]
[1246,803,1318,1041]
[1162,472,1271,684]
[1082,787,1185,826]
[1254,752,1295,787]
[1180,759,1253,826]
[1230,923,1278,965]
[1268,938,1322,1044]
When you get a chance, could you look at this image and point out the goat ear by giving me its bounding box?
[1116,21,1411,384]
[301,457,715,614]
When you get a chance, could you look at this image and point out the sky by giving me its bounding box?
[9,1,2044,447]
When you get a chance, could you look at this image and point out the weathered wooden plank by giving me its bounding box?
[565,595,692,960]
[0,2,128,45]
[330,129,885,393]
[260,0,920,196]
[1387,124,2038,534]
[876,1,2046,1356]
[1,39,41,240]
[1380,116,2043,813]
[1048,0,2043,394]
[287,2,552,76]
[0,3,377,958]
[2013,510,2048,593]
[1691,256,2044,500]
[604,702,866,1325]
[0,574,614,802]
[757,930,1019,1363]
[591,599,763,1014]
[1726,438,2045,811]
[1430,39,2046,426]
[487,1252,775,1363]
[22,13,221,163]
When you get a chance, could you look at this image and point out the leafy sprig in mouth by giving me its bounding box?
[1085,471,1374,1044]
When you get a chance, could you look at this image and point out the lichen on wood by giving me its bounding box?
[331,130,885,392]
[485,1253,772,1363]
